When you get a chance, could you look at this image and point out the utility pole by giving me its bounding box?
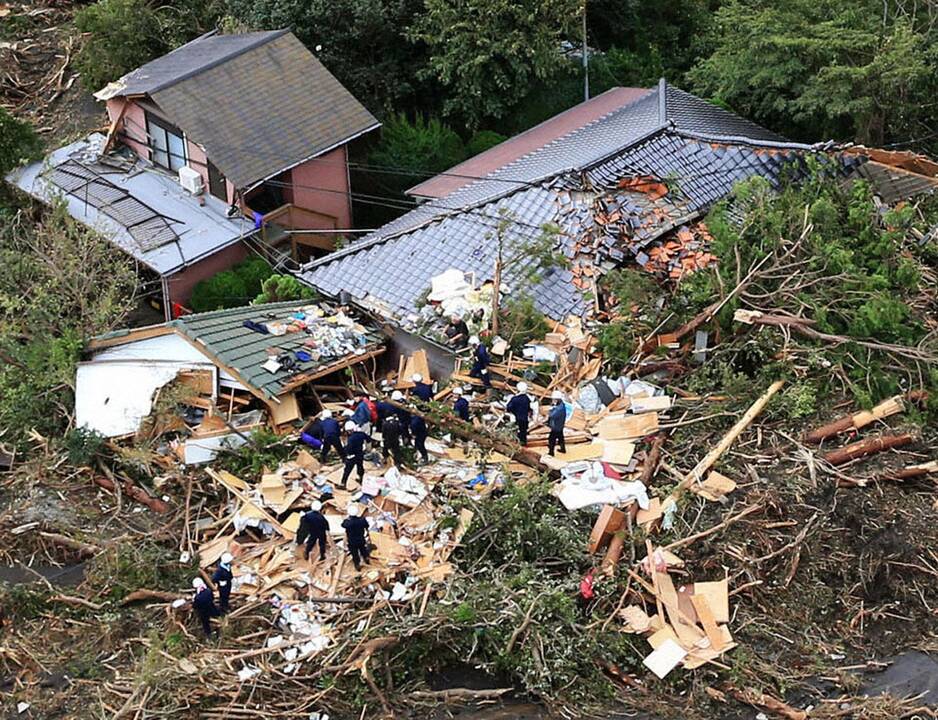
[582,0,589,101]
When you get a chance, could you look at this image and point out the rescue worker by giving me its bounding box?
[411,373,433,403]
[547,390,567,456]
[296,500,329,561]
[391,390,412,444]
[506,382,533,445]
[468,336,492,389]
[410,414,429,464]
[375,397,397,431]
[211,552,234,613]
[444,314,470,349]
[318,409,344,463]
[191,577,221,638]
[381,412,404,466]
[453,386,470,422]
[351,394,373,433]
[341,504,371,571]
[341,421,368,486]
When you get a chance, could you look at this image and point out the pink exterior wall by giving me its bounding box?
[186,141,236,204]
[288,145,352,229]
[164,241,250,309]
[107,97,150,160]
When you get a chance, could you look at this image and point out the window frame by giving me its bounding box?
[145,111,187,173]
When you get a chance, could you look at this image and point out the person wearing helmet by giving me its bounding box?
[506,382,533,445]
[341,504,371,571]
[391,390,412,444]
[212,552,234,613]
[547,390,567,456]
[444,313,470,349]
[319,409,344,463]
[296,500,329,561]
[410,413,429,464]
[375,395,397,431]
[351,394,372,433]
[341,420,369,486]
[468,336,492,389]
[380,411,404,466]
[411,373,433,403]
[452,386,470,422]
[191,577,221,638]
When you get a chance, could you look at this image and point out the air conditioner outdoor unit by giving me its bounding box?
[178,166,204,195]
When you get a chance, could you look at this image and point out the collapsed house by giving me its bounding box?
[76,300,385,462]
[298,80,938,348]
[6,29,379,315]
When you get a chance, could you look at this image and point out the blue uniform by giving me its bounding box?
[469,344,492,388]
[193,586,221,637]
[412,382,433,402]
[410,415,429,463]
[454,396,470,422]
[320,417,344,462]
[211,564,233,612]
[296,510,329,560]
[341,430,369,485]
[341,516,371,569]
[351,401,371,427]
[547,402,567,456]
[375,400,396,424]
[506,393,532,445]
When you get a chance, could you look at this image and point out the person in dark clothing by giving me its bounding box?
[341,421,368,486]
[341,505,371,571]
[547,391,568,456]
[444,314,470,349]
[506,382,533,445]
[191,577,221,638]
[410,374,433,403]
[391,391,412,444]
[299,418,324,450]
[381,414,405,466]
[296,501,329,561]
[351,396,371,430]
[452,386,470,422]
[319,410,344,462]
[468,336,492,388]
[410,415,429,464]
[211,552,234,613]
[375,399,396,430]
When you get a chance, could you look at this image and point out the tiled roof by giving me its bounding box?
[102,31,380,189]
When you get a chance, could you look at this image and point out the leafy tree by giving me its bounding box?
[254,274,318,304]
[466,130,507,157]
[410,0,581,127]
[0,108,42,176]
[689,0,938,149]
[221,0,430,115]
[369,114,466,192]
[189,256,273,312]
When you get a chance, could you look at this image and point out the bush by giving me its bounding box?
[498,295,550,352]
[189,257,272,312]
[466,130,507,157]
[74,0,168,91]
[0,107,42,175]
[369,114,466,190]
[254,274,318,304]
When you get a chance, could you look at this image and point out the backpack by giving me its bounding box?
[365,398,378,423]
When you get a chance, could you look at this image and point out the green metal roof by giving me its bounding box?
[163,301,384,399]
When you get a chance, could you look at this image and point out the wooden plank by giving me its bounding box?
[689,594,724,651]
[691,471,737,501]
[631,395,672,414]
[692,579,729,624]
[601,439,636,466]
[596,412,659,440]
[656,571,704,647]
[588,505,625,554]
[554,442,604,462]
[268,392,300,426]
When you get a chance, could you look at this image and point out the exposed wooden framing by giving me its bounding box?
[276,346,386,395]
[85,323,176,350]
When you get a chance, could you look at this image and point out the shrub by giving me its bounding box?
[466,130,507,157]
[254,274,318,304]
[498,295,550,352]
[74,0,168,91]
[188,257,273,312]
[0,107,42,175]
[369,114,466,188]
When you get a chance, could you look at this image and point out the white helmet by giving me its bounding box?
[344,420,357,432]
[348,504,361,517]
[391,390,404,401]
[469,335,480,345]
[310,500,323,512]
[517,382,528,393]
[342,408,354,417]
[192,577,206,590]
[452,386,463,396]
[321,409,333,419]
[551,390,564,401]
[412,373,423,383]
[220,552,233,565]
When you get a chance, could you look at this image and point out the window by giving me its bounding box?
[207,160,227,201]
[145,111,186,172]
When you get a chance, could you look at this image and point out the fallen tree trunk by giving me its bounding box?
[823,433,914,466]
[804,395,905,444]
[93,475,170,513]
[120,589,181,605]
[39,531,100,558]
[410,688,512,702]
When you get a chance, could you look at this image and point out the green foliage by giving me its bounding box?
[0,204,136,447]
[222,0,428,115]
[596,322,636,373]
[0,107,42,175]
[74,0,168,90]
[498,295,550,352]
[216,428,294,477]
[410,0,580,127]
[466,130,507,157]
[86,540,196,602]
[775,381,819,421]
[689,0,938,149]
[0,585,50,621]
[63,427,108,467]
[189,257,273,312]
[254,274,318,304]
[369,114,466,192]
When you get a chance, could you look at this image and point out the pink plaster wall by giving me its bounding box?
[164,240,250,309]
[288,145,352,229]
[107,98,150,160]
